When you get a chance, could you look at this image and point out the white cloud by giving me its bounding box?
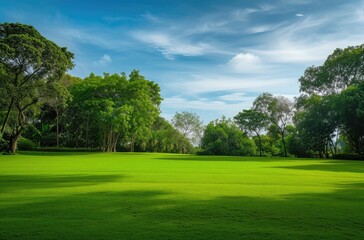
[227,53,263,72]
[93,54,112,66]
[296,13,304,17]
[249,24,278,34]
[169,74,292,94]
[218,92,252,101]
[132,32,212,59]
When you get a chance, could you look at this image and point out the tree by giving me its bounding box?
[0,23,74,153]
[294,95,338,158]
[66,71,161,152]
[234,109,269,157]
[299,44,364,95]
[137,117,193,153]
[253,93,294,157]
[331,82,364,154]
[201,117,256,156]
[171,111,204,146]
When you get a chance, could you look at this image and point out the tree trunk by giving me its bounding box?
[130,136,135,152]
[257,133,262,157]
[281,131,287,157]
[56,108,59,147]
[1,97,14,134]
[9,130,22,153]
[86,114,90,149]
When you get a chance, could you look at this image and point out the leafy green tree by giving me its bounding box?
[299,44,364,95]
[66,71,161,152]
[0,23,73,152]
[201,117,256,156]
[137,117,193,153]
[171,111,204,146]
[294,95,338,158]
[234,109,269,157]
[253,93,294,157]
[331,82,364,154]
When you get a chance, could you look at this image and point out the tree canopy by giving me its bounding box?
[0,22,74,152]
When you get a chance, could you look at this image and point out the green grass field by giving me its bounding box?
[0,152,363,239]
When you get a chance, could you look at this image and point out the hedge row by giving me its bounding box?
[333,154,364,161]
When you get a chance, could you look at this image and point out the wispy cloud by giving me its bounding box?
[162,96,252,117]
[142,11,163,23]
[132,31,212,59]
[295,13,304,17]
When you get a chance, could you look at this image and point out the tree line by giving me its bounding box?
[200,45,364,158]
[1,22,364,158]
[0,23,192,153]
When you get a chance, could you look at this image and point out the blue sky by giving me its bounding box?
[1,0,364,123]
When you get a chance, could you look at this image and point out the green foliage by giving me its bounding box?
[294,95,338,157]
[171,111,204,146]
[17,138,36,151]
[299,44,364,95]
[234,109,269,156]
[252,93,294,157]
[65,71,161,152]
[331,82,364,154]
[32,147,100,152]
[0,22,74,153]
[137,117,193,153]
[201,117,256,156]
[333,154,364,161]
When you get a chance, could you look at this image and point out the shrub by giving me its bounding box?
[17,138,36,151]
[333,154,364,161]
[34,147,101,152]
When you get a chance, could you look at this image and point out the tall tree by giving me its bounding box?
[234,109,269,157]
[253,93,294,157]
[0,23,74,152]
[331,82,364,154]
[171,111,204,146]
[294,95,338,158]
[66,71,161,152]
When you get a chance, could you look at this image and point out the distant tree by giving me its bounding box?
[171,111,204,146]
[234,109,269,157]
[253,93,294,157]
[136,117,193,153]
[0,23,74,153]
[201,117,256,156]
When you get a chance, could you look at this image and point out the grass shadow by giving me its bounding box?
[154,155,307,163]
[0,174,124,192]
[274,161,364,174]
[1,182,364,239]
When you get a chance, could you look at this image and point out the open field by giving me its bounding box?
[0,152,363,239]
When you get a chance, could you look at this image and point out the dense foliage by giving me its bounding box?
[201,118,256,156]
[0,23,74,153]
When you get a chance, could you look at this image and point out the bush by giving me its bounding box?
[34,147,101,152]
[0,135,8,153]
[17,138,36,151]
[333,154,364,161]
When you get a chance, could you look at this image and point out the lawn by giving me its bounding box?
[0,152,363,239]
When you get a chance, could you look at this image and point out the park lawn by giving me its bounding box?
[0,152,363,240]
